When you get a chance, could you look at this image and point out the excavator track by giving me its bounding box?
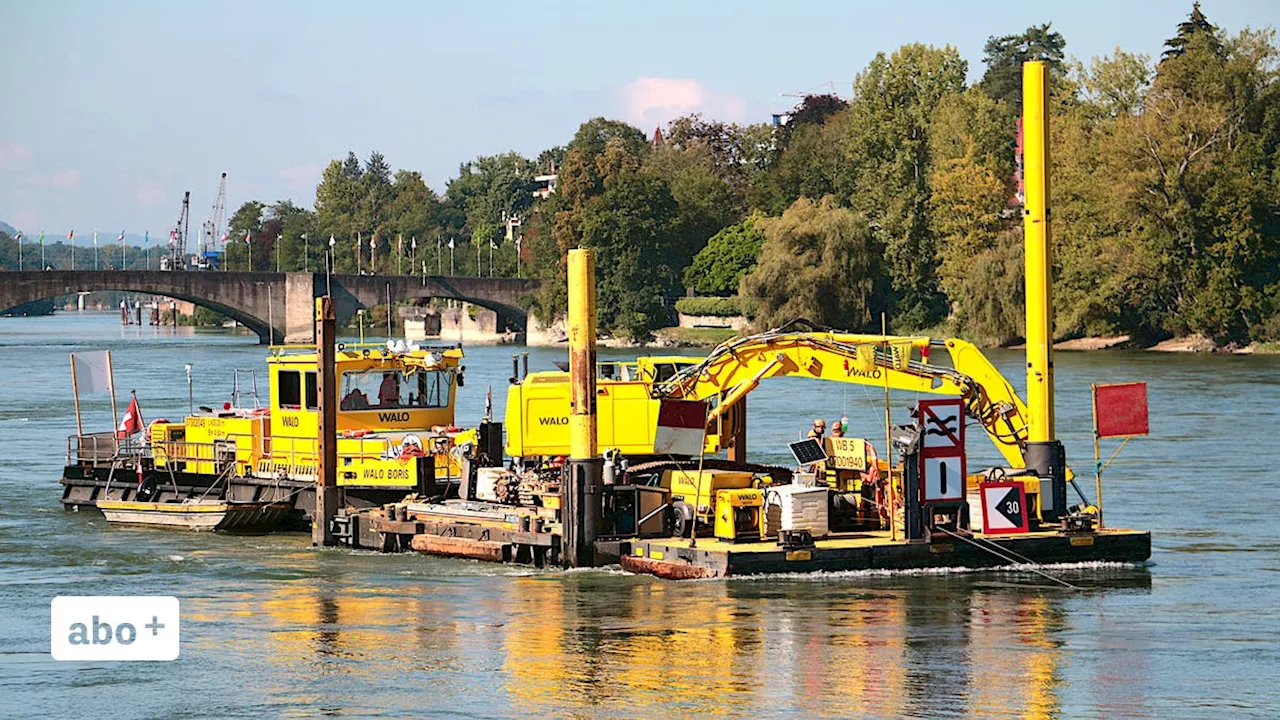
[622,458,794,484]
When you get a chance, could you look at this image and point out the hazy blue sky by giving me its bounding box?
[1,0,1275,238]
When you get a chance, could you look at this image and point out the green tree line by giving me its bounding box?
[200,4,1280,345]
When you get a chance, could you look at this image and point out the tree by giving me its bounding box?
[580,167,684,340]
[225,200,265,270]
[845,43,968,329]
[645,137,740,262]
[683,215,766,296]
[314,153,363,273]
[1162,2,1221,61]
[979,24,1067,111]
[531,118,652,324]
[444,152,536,261]
[927,88,1019,341]
[741,196,880,331]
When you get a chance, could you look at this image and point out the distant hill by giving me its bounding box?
[0,220,18,237]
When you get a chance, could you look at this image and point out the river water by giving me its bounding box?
[0,313,1276,718]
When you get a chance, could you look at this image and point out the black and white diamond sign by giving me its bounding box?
[980,481,1029,534]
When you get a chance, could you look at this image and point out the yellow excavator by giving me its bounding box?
[503,318,1064,538]
[507,318,1031,470]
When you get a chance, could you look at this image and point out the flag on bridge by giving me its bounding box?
[68,230,74,240]
[329,235,335,247]
[117,231,125,243]
[448,238,455,249]
[490,239,497,249]
[411,236,417,250]
[245,230,251,245]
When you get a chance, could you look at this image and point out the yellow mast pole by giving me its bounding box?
[1022,60,1068,520]
[565,248,601,567]
[883,313,896,542]
[1023,60,1054,444]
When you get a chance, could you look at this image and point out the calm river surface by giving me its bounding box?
[1,313,1277,718]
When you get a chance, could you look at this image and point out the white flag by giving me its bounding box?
[490,239,497,249]
[329,235,336,248]
[71,351,113,394]
[411,236,417,250]
[448,238,455,249]
[117,231,125,243]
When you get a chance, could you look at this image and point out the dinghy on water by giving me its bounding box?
[96,499,294,532]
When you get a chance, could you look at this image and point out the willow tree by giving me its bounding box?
[740,196,880,331]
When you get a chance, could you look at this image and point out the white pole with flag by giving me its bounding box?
[245,230,252,272]
[356,232,362,274]
[370,234,377,274]
[40,231,45,268]
[276,233,282,272]
[144,231,149,270]
[118,231,125,269]
[69,230,75,270]
[93,231,98,270]
[397,234,403,276]
[411,236,417,276]
[15,232,21,270]
[448,237,454,276]
[326,235,336,295]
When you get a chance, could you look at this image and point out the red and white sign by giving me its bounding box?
[1094,382,1149,438]
[980,481,1030,534]
[652,399,707,456]
[919,398,965,502]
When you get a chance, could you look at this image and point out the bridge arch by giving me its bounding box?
[0,270,541,344]
[0,270,285,342]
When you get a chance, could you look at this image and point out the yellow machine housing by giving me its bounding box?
[150,344,469,489]
[667,469,756,519]
[714,488,764,542]
[504,356,708,458]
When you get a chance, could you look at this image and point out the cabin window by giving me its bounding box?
[339,369,453,411]
[278,370,302,408]
[304,372,317,410]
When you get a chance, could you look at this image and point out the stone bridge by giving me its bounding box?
[0,270,541,343]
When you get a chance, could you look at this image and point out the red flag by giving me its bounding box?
[117,395,144,439]
[1093,382,1149,438]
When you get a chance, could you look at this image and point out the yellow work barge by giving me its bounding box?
[621,527,1151,579]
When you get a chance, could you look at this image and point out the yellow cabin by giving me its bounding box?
[151,343,470,490]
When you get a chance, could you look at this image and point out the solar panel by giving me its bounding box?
[789,438,827,466]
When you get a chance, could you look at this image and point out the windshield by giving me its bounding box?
[339,369,453,411]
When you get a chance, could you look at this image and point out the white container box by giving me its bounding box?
[765,485,829,538]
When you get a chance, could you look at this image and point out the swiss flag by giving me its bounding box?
[117,395,144,439]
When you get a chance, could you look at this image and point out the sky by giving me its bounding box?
[1,0,1276,239]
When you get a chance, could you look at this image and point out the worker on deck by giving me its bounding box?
[378,373,400,407]
[831,419,846,438]
[341,388,370,410]
[808,418,826,440]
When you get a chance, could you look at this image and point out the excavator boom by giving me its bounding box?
[657,322,1032,471]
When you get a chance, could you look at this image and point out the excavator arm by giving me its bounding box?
[657,323,1033,471]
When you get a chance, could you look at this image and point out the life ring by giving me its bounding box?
[251,407,271,418]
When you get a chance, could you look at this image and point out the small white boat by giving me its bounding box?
[96,499,293,532]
